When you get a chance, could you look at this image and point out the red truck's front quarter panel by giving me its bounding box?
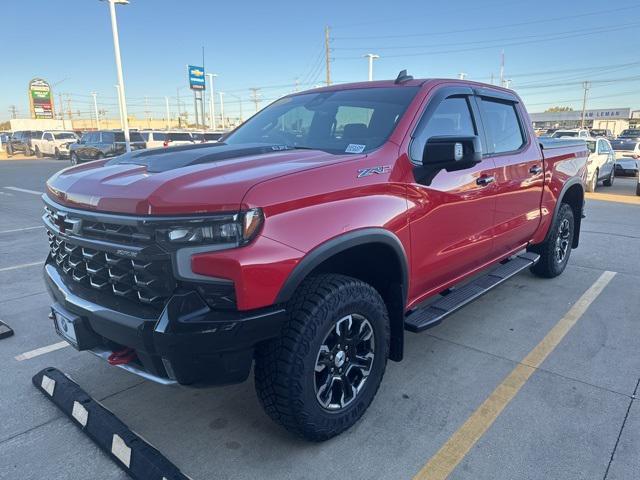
[191,141,412,311]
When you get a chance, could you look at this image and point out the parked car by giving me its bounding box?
[551,129,590,139]
[43,75,587,441]
[589,129,613,139]
[5,130,43,156]
[140,131,195,148]
[31,131,79,159]
[611,140,640,177]
[616,129,640,142]
[192,132,224,143]
[584,138,615,191]
[69,130,146,164]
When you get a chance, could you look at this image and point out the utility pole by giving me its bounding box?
[206,73,217,130]
[176,87,182,128]
[227,92,243,124]
[144,96,151,128]
[249,88,261,113]
[294,77,300,92]
[115,85,124,129]
[499,50,505,87]
[165,96,170,129]
[458,72,467,80]
[580,81,591,128]
[218,92,225,129]
[490,73,495,85]
[325,26,331,86]
[65,94,73,122]
[364,53,380,81]
[91,92,100,130]
[8,106,17,119]
[105,0,131,152]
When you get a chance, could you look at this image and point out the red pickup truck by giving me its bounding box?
[43,73,587,441]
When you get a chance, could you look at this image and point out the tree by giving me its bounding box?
[545,106,574,112]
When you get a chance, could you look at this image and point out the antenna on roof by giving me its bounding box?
[394,70,413,84]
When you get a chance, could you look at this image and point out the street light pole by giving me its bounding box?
[206,73,217,130]
[580,81,591,129]
[114,85,124,129]
[104,0,131,152]
[218,92,225,130]
[364,53,379,81]
[91,92,100,130]
[165,96,170,129]
[227,92,243,125]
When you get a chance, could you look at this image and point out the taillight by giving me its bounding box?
[163,140,169,147]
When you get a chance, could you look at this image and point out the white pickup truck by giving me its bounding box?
[31,131,79,159]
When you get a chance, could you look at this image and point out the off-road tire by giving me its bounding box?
[603,168,614,187]
[254,274,389,441]
[528,203,575,278]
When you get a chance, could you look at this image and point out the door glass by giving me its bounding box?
[479,99,525,153]
[102,132,115,143]
[411,97,476,161]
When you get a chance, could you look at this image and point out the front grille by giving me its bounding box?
[47,230,175,306]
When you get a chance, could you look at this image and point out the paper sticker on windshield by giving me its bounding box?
[345,144,366,154]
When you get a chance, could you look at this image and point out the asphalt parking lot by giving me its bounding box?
[1,158,639,480]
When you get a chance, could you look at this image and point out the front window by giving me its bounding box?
[223,87,419,154]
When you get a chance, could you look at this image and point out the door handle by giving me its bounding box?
[476,175,495,186]
[529,165,543,175]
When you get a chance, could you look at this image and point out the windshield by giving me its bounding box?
[619,129,640,137]
[611,140,639,151]
[551,131,578,138]
[54,133,76,139]
[224,87,419,154]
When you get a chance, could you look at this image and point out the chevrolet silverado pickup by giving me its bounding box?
[43,73,588,441]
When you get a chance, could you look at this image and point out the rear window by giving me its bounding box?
[620,129,640,137]
[479,98,525,153]
[552,131,578,138]
[586,140,596,153]
[167,132,193,141]
[611,140,639,151]
[113,131,144,142]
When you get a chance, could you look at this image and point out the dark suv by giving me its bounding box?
[69,130,146,164]
[6,130,43,156]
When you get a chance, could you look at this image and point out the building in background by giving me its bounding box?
[530,108,640,136]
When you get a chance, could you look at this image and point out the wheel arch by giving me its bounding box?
[549,178,584,248]
[275,228,409,362]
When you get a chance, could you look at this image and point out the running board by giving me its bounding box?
[404,252,540,333]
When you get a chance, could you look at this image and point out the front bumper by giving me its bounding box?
[44,262,286,386]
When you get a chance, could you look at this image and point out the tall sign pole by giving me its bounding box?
[106,0,131,152]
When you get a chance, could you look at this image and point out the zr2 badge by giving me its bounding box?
[357,166,391,178]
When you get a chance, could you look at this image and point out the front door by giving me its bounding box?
[406,88,498,301]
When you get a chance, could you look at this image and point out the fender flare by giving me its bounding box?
[275,228,409,306]
[544,177,584,247]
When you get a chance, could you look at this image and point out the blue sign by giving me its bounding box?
[188,65,205,90]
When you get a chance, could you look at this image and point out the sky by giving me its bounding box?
[1,0,639,122]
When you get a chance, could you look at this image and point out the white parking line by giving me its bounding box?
[4,186,42,195]
[15,341,69,361]
[0,226,44,234]
[0,261,42,272]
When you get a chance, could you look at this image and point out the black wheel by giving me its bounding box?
[586,169,598,192]
[6,144,13,156]
[528,203,575,278]
[254,274,389,441]
[35,147,42,158]
[70,153,79,165]
[54,148,61,160]
[25,146,33,156]
[636,181,640,197]
[603,168,614,187]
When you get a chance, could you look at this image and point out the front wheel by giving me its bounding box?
[254,274,389,441]
[54,148,61,160]
[636,181,640,197]
[603,168,614,187]
[586,169,598,192]
[35,147,42,158]
[528,202,575,278]
[70,153,79,165]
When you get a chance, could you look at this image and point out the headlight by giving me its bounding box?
[159,208,264,248]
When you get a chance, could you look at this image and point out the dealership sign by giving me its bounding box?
[28,78,54,119]
[188,65,205,90]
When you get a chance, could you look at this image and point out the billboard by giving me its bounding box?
[29,78,54,119]
[188,65,205,90]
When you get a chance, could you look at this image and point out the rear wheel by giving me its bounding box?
[25,145,33,156]
[603,168,614,187]
[254,274,389,441]
[636,181,640,197]
[528,203,575,278]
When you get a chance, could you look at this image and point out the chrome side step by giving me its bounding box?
[404,252,540,333]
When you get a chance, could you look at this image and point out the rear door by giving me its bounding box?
[407,86,498,298]
[476,91,544,257]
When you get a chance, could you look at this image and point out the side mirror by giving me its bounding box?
[422,135,482,170]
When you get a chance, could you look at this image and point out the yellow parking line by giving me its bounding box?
[585,192,640,206]
[413,270,617,480]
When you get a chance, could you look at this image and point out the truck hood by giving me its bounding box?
[46,143,361,215]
